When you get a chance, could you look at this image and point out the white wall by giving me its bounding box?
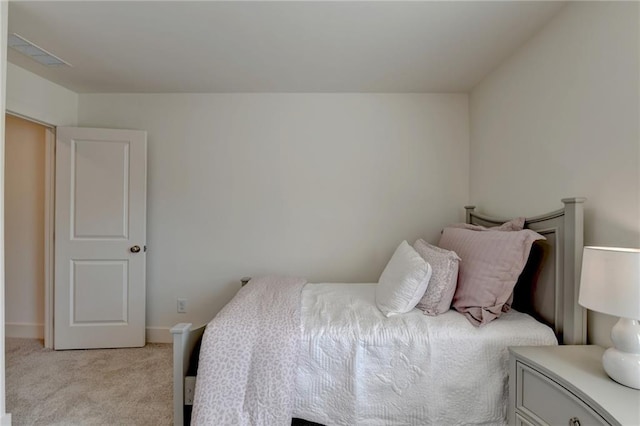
[4,114,46,339]
[78,93,469,340]
[6,63,77,126]
[469,2,639,346]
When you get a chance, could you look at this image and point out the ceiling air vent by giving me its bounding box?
[8,33,71,67]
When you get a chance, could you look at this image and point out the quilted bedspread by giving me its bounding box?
[191,275,306,426]
[293,283,558,426]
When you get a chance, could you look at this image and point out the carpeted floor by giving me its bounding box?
[6,338,172,426]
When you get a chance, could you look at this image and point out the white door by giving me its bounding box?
[54,127,147,350]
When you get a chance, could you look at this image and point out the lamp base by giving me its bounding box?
[602,318,640,390]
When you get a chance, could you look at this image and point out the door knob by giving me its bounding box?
[130,245,141,253]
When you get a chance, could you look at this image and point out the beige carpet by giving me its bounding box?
[6,338,172,426]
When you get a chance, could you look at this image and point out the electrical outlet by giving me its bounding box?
[177,298,187,313]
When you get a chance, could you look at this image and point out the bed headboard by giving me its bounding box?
[464,198,587,345]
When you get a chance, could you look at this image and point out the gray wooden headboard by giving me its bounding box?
[464,198,587,345]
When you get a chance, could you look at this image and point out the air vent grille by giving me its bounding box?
[8,33,71,67]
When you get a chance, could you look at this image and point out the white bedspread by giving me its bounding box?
[293,283,557,426]
[192,276,306,426]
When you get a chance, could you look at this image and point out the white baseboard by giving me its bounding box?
[6,323,43,339]
[146,327,172,343]
[7,323,172,344]
[1,413,11,426]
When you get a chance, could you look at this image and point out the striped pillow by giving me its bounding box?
[413,239,460,316]
[439,227,544,326]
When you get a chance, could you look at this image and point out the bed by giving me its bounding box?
[171,198,587,425]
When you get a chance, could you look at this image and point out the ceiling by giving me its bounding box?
[7,1,565,93]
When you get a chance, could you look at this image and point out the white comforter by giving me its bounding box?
[293,283,557,426]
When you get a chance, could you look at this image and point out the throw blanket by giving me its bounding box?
[192,276,307,426]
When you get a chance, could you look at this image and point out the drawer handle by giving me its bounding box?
[568,417,580,426]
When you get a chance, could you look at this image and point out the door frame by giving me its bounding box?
[43,125,54,349]
[5,110,55,349]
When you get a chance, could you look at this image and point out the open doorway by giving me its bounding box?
[4,113,55,348]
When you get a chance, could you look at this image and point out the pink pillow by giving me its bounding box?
[413,239,460,316]
[446,217,525,232]
[438,227,544,326]
[446,216,526,312]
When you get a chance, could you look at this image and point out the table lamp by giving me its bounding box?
[579,246,640,389]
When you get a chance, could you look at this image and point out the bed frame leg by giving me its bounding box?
[171,322,207,426]
[171,323,192,426]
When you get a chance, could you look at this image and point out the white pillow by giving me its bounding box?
[376,240,433,317]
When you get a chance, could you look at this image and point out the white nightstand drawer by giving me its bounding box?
[515,413,536,426]
[516,362,608,426]
[510,347,639,426]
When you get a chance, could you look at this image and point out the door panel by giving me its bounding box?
[71,260,128,324]
[55,127,146,350]
[72,139,129,239]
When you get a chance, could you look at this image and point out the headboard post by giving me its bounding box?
[561,197,587,345]
[464,206,476,224]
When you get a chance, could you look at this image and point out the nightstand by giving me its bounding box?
[509,346,640,426]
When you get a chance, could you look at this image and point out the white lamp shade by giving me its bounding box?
[579,246,640,320]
